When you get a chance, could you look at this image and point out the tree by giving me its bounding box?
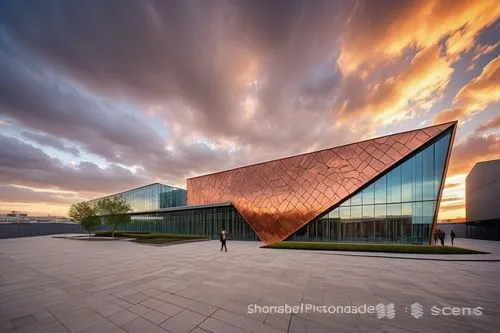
[95,195,132,239]
[68,201,101,239]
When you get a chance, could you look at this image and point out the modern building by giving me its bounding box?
[465,159,500,241]
[88,183,187,212]
[88,121,457,245]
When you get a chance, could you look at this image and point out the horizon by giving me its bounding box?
[1,1,499,220]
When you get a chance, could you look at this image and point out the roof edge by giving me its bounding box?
[89,182,186,202]
[187,121,458,181]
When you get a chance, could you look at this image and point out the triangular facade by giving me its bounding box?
[187,122,457,244]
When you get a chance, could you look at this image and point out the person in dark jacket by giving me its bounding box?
[220,228,227,252]
[450,229,456,246]
[438,229,446,246]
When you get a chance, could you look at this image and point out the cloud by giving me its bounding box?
[339,44,453,124]
[467,42,499,71]
[0,134,148,193]
[338,0,500,73]
[0,0,351,143]
[0,0,497,220]
[454,55,500,113]
[21,131,80,156]
[433,55,500,124]
[0,185,84,205]
[448,133,500,175]
[0,0,360,174]
[439,197,465,211]
[433,108,467,124]
[477,114,500,132]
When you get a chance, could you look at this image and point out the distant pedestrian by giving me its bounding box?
[220,228,227,252]
[450,229,456,246]
[438,229,446,246]
[433,229,439,245]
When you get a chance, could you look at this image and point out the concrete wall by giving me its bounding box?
[466,160,500,222]
[0,223,85,239]
[437,223,466,238]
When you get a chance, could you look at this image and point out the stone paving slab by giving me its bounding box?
[0,236,499,332]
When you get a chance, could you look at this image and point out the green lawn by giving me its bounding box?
[94,231,208,244]
[262,241,488,254]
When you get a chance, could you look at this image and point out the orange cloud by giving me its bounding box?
[454,55,500,113]
[340,44,453,123]
[433,108,467,124]
[449,133,500,175]
[338,0,500,73]
[432,55,500,124]
[467,42,499,71]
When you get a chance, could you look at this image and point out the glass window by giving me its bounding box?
[422,144,435,200]
[340,198,351,207]
[387,165,402,203]
[362,205,374,219]
[402,203,412,217]
[412,202,423,224]
[375,204,386,218]
[329,208,339,218]
[413,151,423,201]
[423,201,436,224]
[387,203,402,217]
[351,192,362,206]
[351,206,362,220]
[401,158,413,202]
[362,183,374,205]
[374,175,387,204]
[340,207,350,220]
[434,133,450,197]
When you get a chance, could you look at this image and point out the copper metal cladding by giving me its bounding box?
[187,122,457,244]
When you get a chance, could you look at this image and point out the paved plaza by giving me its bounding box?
[1,236,499,333]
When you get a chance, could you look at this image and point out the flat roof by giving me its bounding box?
[89,182,186,202]
[127,202,232,215]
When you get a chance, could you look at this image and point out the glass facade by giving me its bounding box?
[118,205,259,240]
[89,183,187,213]
[288,130,452,244]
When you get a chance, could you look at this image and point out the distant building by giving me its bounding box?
[466,159,500,240]
[0,211,30,223]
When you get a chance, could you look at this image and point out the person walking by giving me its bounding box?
[438,229,446,246]
[220,228,227,252]
[450,229,456,246]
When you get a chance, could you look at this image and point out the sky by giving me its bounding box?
[0,0,499,219]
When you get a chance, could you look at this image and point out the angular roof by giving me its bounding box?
[187,122,457,244]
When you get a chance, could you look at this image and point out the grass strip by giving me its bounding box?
[262,242,488,254]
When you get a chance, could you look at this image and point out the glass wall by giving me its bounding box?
[118,205,259,240]
[288,130,451,244]
[89,183,187,213]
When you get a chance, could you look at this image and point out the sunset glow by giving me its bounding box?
[0,1,499,220]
